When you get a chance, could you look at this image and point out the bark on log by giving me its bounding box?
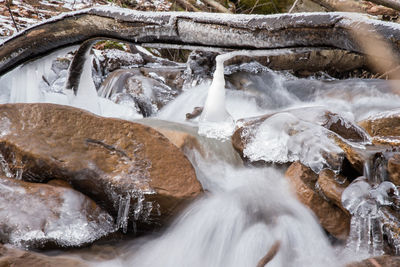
[2,6,400,75]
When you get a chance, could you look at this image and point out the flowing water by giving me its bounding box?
[1,46,400,266]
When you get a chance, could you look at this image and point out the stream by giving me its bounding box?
[1,41,400,267]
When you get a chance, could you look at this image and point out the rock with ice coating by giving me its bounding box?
[285,162,350,239]
[232,107,368,173]
[0,176,115,249]
[98,69,180,117]
[0,103,202,232]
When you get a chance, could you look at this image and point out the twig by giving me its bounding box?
[368,0,400,12]
[288,0,301,13]
[203,0,232,13]
[249,0,260,13]
[6,0,19,32]
[256,240,281,267]
[377,65,400,79]
[176,0,201,11]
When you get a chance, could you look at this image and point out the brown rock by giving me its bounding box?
[285,162,350,239]
[0,103,202,230]
[388,154,400,186]
[346,255,400,267]
[0,244,87,267]
[359,111,400,137]
[318,169,349,211]
[333,135,365,173]
[0,176,115,249]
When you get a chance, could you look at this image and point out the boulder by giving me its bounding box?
[0,244,87,267]
[0,103,202,231]
[232,107,368,173]
[388,154,400,186]
[0,176,115,249]
[318,169,349,211]
[98,69,180,117]
[359,110,400,137]
[346,255,400,267]
[285,162,350,239]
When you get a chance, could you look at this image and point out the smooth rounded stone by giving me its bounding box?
[232,107,368,173]
[359,109,400,138]
[0,176,115,249]
[0,103,202,230]
[388,153,400,186]
[285,162,350,239]
[318,169,349,211]
[0,244,87,267]
[346,255,400,267]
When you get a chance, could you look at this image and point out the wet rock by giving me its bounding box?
[318,169,349,211]
[139,67,185,91]
[285,162,350,239]
[0,176,115,249]
[0,244,87,267]
[184,50,218,86]
[186,107,204,120]
[346,255,400,267]
[359,110,400,138]
[0,103,202,231]
[333,136,365,173]
[388,154,400,186]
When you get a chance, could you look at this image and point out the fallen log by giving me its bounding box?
[2,7,400,75]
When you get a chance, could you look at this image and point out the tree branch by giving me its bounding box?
[368,0,400,12]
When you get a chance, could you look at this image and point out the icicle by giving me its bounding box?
[116,193,131,234]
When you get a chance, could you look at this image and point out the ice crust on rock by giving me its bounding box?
[242,112,343,173]
[0,178,115,249]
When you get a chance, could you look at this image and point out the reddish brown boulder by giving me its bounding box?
[388,154,400,186]
[285,162,350,239]
[359,111,400,138]
[0,244,87,267]
[318,169,349,211]
[0,176,115,249]
[0,103,202,230]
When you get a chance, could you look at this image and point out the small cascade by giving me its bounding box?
[69,50,101,115]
